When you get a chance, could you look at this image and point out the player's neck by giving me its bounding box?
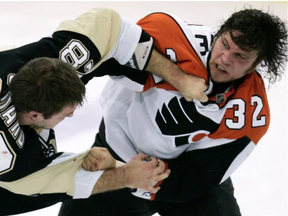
[17,112,31,126]
[209,81,231,97]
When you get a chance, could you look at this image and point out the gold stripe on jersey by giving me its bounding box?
[55,8,122,70]
[0,131,17,174]
[0,150,90,196]
[0,46,15,52]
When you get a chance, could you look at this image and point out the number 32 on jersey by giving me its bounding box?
[226,96,266,129]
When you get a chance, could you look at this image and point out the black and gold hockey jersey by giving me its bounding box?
[0,8,154,215]
[99,12,270,201]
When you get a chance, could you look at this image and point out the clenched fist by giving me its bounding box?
[171,72,208,102]
[145,49,208,102]
[82,147,116,171]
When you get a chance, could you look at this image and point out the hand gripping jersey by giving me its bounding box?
[0,8,154,211]
[99,13,270,201]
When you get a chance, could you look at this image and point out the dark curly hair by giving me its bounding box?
[217,7,288,84]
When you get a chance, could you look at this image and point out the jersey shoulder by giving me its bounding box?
[138,12,215,65]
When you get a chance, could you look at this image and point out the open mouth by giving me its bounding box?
[216,64,227,73]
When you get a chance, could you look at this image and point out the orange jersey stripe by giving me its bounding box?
[137,13,209,91]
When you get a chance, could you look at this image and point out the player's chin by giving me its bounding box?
[42,125,54,130]
[211,71,232,83]
[48,121,63,129]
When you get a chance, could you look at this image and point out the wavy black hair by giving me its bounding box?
[217,7,287,84]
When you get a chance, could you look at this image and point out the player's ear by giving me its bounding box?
[29,111,44,122]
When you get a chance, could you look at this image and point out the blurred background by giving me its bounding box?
[0,1,287,216]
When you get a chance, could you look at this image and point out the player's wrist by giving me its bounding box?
[115,165,131,188]
[115,160,125,168]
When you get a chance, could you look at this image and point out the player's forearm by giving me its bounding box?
[91,166,127,194]
[145,49,186,90]
[145,49,208,102]
[91,154,170,195]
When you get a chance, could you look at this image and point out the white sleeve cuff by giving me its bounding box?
[110,15,142,65]
[73,169,105,199]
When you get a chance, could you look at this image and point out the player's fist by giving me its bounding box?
[82,147,116,171]
[175,73,208,102]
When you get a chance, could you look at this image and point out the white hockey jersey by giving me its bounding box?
[99,12,270,201]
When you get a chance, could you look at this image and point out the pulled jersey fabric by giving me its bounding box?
[99,12,270,201]
[0,8,154,211]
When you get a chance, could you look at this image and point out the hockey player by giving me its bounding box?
[0,7,208,215]
[59,8,288,216]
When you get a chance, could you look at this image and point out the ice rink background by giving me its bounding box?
[0,1,287,216]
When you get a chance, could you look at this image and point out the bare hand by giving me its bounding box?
[145,49,208,102]
[82,147,116,171]
[123,153,170,193]
[173,73,208,102]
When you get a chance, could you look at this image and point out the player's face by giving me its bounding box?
[33,104,77,129]
[209,32,258,83]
